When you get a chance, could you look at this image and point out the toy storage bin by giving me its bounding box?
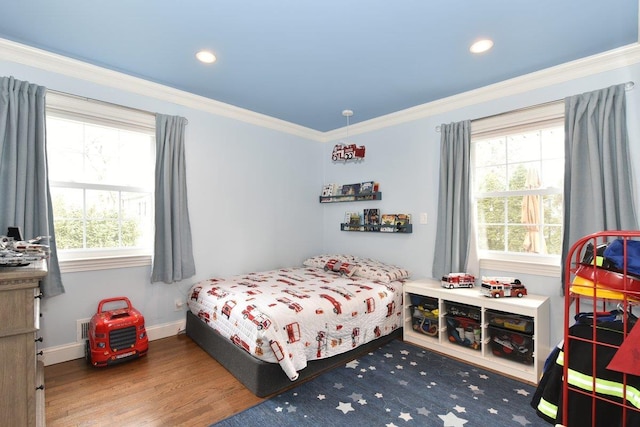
[486,310,534,334]
[488,325,534,365]
[445,301,481,322]
[409,294,439,337]
[445,314,481,350]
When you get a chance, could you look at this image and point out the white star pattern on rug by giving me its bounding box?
[348,392,363,401]
[317,394,325,400]
[438,411,468,426]
[417,407,430,416]
[488,408,498,414]
[345,360,359,369]
[398,412,413,421]
[336,401,354,414]
[515,388,530,396]
[513,414,533,425]
[453,405,466,413]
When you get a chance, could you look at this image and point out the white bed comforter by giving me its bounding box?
[187,267,403,380]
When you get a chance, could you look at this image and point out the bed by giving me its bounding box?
[185,255,408,397]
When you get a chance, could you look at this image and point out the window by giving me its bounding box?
[46,93,155,270]
[472,102,564,272]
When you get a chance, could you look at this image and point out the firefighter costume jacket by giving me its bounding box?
[531,319,640,426]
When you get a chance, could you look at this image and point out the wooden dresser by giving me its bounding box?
[0,262,46,426]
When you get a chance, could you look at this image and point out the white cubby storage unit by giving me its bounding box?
[403,278,550,384]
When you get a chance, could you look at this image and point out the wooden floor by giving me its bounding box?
[44,334,264,427]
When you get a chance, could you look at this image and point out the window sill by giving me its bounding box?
[479,257,560,278]
[59,255,151,273]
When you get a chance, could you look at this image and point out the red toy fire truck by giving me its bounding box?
[85,297,148,367]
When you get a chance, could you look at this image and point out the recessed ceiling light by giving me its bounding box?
[469,39,494,54]
[196,50,216,64]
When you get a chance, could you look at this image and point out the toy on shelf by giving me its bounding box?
[441,272,475,289]
[480,276,527,298]
[412,306,439,336]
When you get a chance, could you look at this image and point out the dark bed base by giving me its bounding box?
[185,310,402,397]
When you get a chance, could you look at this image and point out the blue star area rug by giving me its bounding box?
[213,339,548,427]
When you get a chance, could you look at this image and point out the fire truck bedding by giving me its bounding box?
[186,257,406,396]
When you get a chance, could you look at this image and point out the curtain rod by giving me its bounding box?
[47,89,189,124]
[435,80,635,132]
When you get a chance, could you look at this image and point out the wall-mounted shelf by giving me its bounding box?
[340,223,412,233]
[319,192,382,203]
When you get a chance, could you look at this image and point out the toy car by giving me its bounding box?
[85,297,148,367]
[480,276,527,298]
[441,273,475,289]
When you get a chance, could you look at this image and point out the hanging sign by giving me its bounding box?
[332,143,366,162]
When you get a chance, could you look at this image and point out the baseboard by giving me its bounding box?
[41,318,186,366]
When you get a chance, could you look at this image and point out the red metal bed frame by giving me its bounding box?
[562,230,640,426]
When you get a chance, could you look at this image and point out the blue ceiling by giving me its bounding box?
[0,1,637,132]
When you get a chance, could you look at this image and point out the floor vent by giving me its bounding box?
[76,318,91,342]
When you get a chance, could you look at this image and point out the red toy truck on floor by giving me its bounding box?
[86,297,148,367]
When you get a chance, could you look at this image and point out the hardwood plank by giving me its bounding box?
[45,334,264,427]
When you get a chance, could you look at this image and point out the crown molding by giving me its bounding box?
[2,37,640,143]
[0,38,324,141]
[321,42,640,142]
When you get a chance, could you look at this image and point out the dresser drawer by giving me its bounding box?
[0,285,37,337]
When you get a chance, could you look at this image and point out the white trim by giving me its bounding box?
[47,91,155,132]
[479,258,561,278]
[2,38,640,140]
[41,318,186,366]
[59,255,151,273]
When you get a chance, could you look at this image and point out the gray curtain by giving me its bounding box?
[0,76,64,297]
[432,120,472,279]
[151,114,196,283]
[561,84,639,290]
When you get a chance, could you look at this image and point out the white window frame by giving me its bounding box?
[471,101,564,277]
[46,92,155,273]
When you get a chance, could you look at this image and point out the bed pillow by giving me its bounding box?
[303,254,357,269]
[351,257,410,283]
[303,254,408,283]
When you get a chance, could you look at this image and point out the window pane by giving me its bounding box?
[476,165,507,192]
[507,131,540,164]
[51,187,84,250]
[477,225,505,251]
[47,118,85,182]
[121,192,153,247]
[544,225,563,255]
[477,197,505,223]
[508,163,539,191]
[507,224,528,252]
[474,137,506,166]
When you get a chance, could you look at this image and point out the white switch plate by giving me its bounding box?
[419,213,428,224]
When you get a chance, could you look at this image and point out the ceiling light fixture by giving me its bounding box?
[342,109,353,140]
[196,50,217,64]
[469,39,494,54]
